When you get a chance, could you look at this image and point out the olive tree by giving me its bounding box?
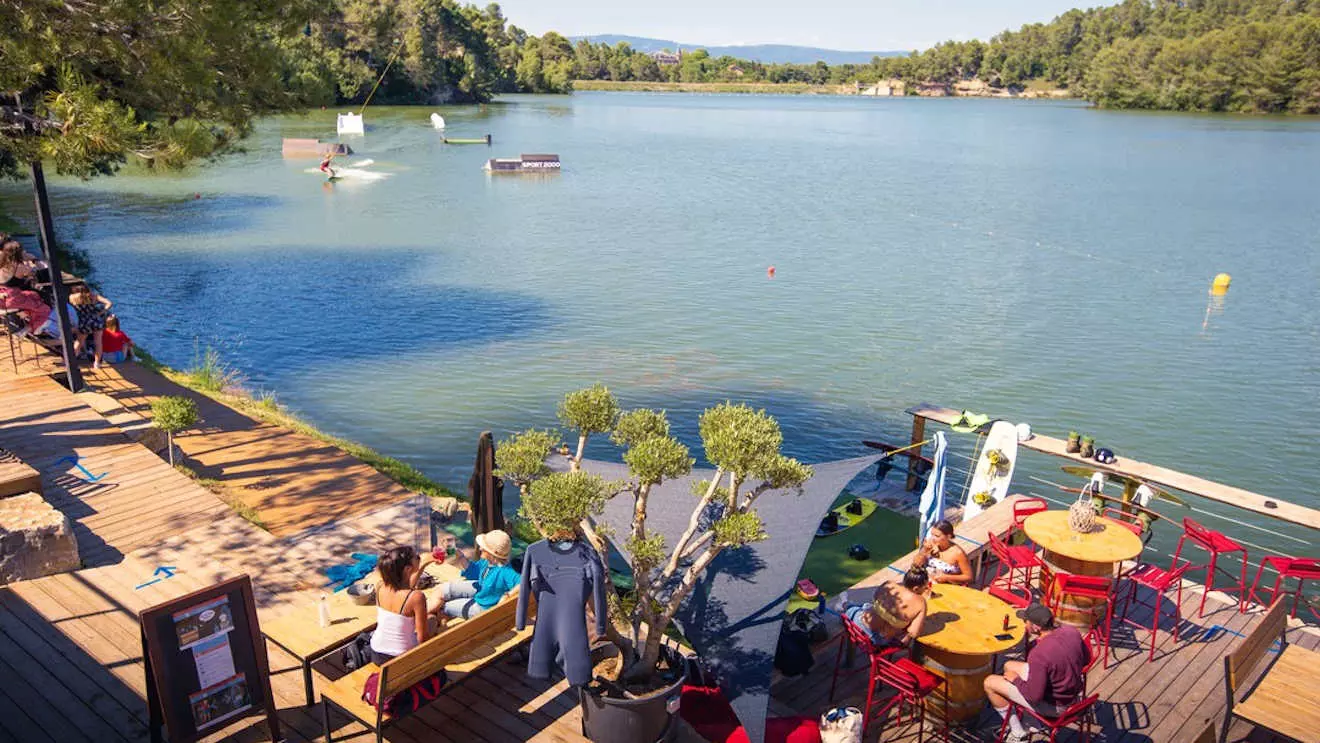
[497,385,813,685]
[151,396,199,466]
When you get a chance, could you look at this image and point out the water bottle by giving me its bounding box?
[318,593,332,628]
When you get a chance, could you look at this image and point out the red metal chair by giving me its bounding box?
[985,531,1045,606]
[996,693,1100,743]
[829,613,903,727]
[988,583,1031,609]
[870,654,949,743]
[1248,557,1320,620]
[1013,497,1050,531]
[1174,518,1249,617]
[1102,508,1144,537]
[1116,560,1193,662]
[1044,574,1114,669]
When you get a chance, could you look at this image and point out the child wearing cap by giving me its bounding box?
[436,529,519,620]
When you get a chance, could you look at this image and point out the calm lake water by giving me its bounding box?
[4,93,1318,557]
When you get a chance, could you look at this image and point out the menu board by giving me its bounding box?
[139,575,280,743]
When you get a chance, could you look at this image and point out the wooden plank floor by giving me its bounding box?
[773,578,1320,743]
[0,328,64,385]
[87,362,417,537]
[0,375,230,565]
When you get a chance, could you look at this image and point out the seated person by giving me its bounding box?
[101,315,134,363]
[434,529,518,620]
[983,604,1089,743]
[370,545,440,664]
[0,242,51,336]
[912,519,973,584]
[842,567,931,650]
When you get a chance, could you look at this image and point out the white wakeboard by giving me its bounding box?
[962,420,1019,520]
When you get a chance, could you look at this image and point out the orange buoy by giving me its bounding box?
[767,265,776,278]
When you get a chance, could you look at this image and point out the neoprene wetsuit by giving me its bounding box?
[516,539,608,686]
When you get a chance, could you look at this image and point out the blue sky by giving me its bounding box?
[495,0,1105,51]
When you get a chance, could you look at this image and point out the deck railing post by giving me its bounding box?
[29,160,84,393]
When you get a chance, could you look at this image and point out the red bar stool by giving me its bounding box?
[996,693,1100,743]
[1116,560,1193,662]
[1044,574,1114,669]
[1012,497,1049,544]
[1173,518,1249,616]
[1248,557,1320,619]
[829,614,903,728]
[871,654,949,743]
[1101,508,1144,537]
[985,531,1044,605]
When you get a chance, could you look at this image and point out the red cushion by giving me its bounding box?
[680,685,822,743]
[890,657,943,696]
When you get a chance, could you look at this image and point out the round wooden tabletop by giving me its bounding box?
[1023,510,1144,564]
[918,584,1026,656]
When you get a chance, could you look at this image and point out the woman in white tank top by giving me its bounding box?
[369,545,437,663]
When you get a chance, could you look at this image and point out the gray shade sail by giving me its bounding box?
[557,454,882,743]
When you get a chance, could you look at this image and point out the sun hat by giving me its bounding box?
[475,529,512,562]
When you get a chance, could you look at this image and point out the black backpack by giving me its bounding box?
[343,630,374,670]
[774,609,823,676]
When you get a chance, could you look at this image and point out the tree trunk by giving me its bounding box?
[167,432,175,466]
[572,434,588,471]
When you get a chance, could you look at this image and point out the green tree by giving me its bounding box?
[505,386,812,684]
[151,396,200,466]
[1,0,319,178]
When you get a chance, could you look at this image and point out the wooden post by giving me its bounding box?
[29,160,84,393]
[905,415,926,492]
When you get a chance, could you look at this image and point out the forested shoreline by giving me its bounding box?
[3,0,1317,178]
[271,0,1320,114]
[562,0,1320,114]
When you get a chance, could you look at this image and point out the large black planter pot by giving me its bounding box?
[579,647,687,743]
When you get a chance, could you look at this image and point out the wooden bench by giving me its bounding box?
[1220,598,1320,743]
[319,591,533,742]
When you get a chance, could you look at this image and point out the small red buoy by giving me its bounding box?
[193,193,201,200]
[767,265,776,278]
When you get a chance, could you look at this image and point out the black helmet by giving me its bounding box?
[848,544,870,561]
[1094,448,1117,464]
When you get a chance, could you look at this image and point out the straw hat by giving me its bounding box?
[475,530,512,563]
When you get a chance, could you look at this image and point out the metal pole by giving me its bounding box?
[29,161,84,393]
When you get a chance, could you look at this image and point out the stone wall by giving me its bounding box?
[0,493,80,584]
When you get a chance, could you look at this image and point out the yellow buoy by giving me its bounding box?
[1210,272,1231,295]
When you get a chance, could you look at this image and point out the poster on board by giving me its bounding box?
[139,575,280,743]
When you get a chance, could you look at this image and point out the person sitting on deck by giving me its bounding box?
[433,529,518,620]
[842,566,931,650]
[0,241,52,337]
[369,545,440,664]
[983,603,1088,743]
[100,315,134,364]
[912,519,973,584]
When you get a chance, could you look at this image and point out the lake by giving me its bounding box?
[3,93,1317,559]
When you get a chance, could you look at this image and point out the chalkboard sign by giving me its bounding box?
[139,575,281,743]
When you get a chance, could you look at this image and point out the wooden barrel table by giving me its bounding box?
[1023,510,1144,632]
[915,584,1026,725]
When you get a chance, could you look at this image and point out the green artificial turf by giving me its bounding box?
[796,493,919,600]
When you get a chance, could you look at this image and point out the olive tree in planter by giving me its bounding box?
[496,384,812,741]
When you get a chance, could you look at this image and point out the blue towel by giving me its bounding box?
[325,552,378,592]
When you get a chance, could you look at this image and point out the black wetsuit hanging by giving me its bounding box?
[516,539,608,686]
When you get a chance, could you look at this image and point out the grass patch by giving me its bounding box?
[174,463,265,528]
[184,342,240,393]
[145,343,461,501]
[798,493,918,599]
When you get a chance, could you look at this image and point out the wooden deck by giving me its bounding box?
[0,374,230,565]
[87,362,417,537]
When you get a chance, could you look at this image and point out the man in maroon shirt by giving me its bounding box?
[983,603,1089,742]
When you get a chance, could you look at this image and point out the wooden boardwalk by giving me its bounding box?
[0,374,229,565]
[88,362,417,537]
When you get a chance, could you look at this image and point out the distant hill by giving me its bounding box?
[571,35,905,65]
